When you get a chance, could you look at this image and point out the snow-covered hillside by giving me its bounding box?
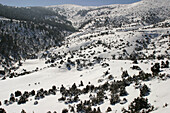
[0,18,169,113]
[0,0,170,113]
[46,0,170,29]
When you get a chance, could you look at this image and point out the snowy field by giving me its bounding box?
[0,0,169,112]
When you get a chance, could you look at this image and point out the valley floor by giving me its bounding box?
[0,58,169,113]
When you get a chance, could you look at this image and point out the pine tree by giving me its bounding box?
[120,86,128,96]
[21,109,26,113]
[0,108,6,113]
[106,107,112,112]
[140,84,150,97]
[151,63,160,75]
[110,94,120,105]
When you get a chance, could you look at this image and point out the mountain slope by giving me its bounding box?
[0,0,169,113]
[46,0,170,29]
[0,4,76,68]
[0,18,169,113]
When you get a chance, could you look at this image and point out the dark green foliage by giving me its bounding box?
[0,20,65,63]
[138,71,152,81]
[120,86,128,96]
[60,85,66,93]
[0,4,76,67]
[133,59,138,64]
[0,71,5,75]
[21,109,26,113]
[0,108,6,113]
[101,82,109,90]
[161,60,169,68]
[110,94,120,105]
[106,107,112,112]
[17,96,28,105]
[96,90,105,104]
[9,96,15,103]
[70,106,75,112]
[123,97,154,113]
[91,96,104,106]
[151,63,160,74]
[66,64,71,70]
[4,100,8,105]
[141,11,164,24]
[58,96,66,101]
[120,98,127,104]
[140,84,150,97]
[71,83,77,90]
[34,101,38,105]
[52,85,56,90]
[30,90,35,96]
[0,4,74,31]
[131,65,141,70]
[108,75,114,80]
[166,61,169,68]
[80,81,84,86]
[62,108,68,113]
[97,107,101,113]
[15,90,22,97]
[157,55,165,60]
[73,95,79,102]
[121,70,129,78]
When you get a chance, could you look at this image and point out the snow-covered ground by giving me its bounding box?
[46,0,170,29]
[0,58,169,112]
[0,0,170,112]
[0,20,169,113]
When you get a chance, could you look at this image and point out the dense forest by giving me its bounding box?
[0,4,76,67]
[0,4,75,31]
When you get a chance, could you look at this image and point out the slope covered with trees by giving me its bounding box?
[0,4,75,67]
